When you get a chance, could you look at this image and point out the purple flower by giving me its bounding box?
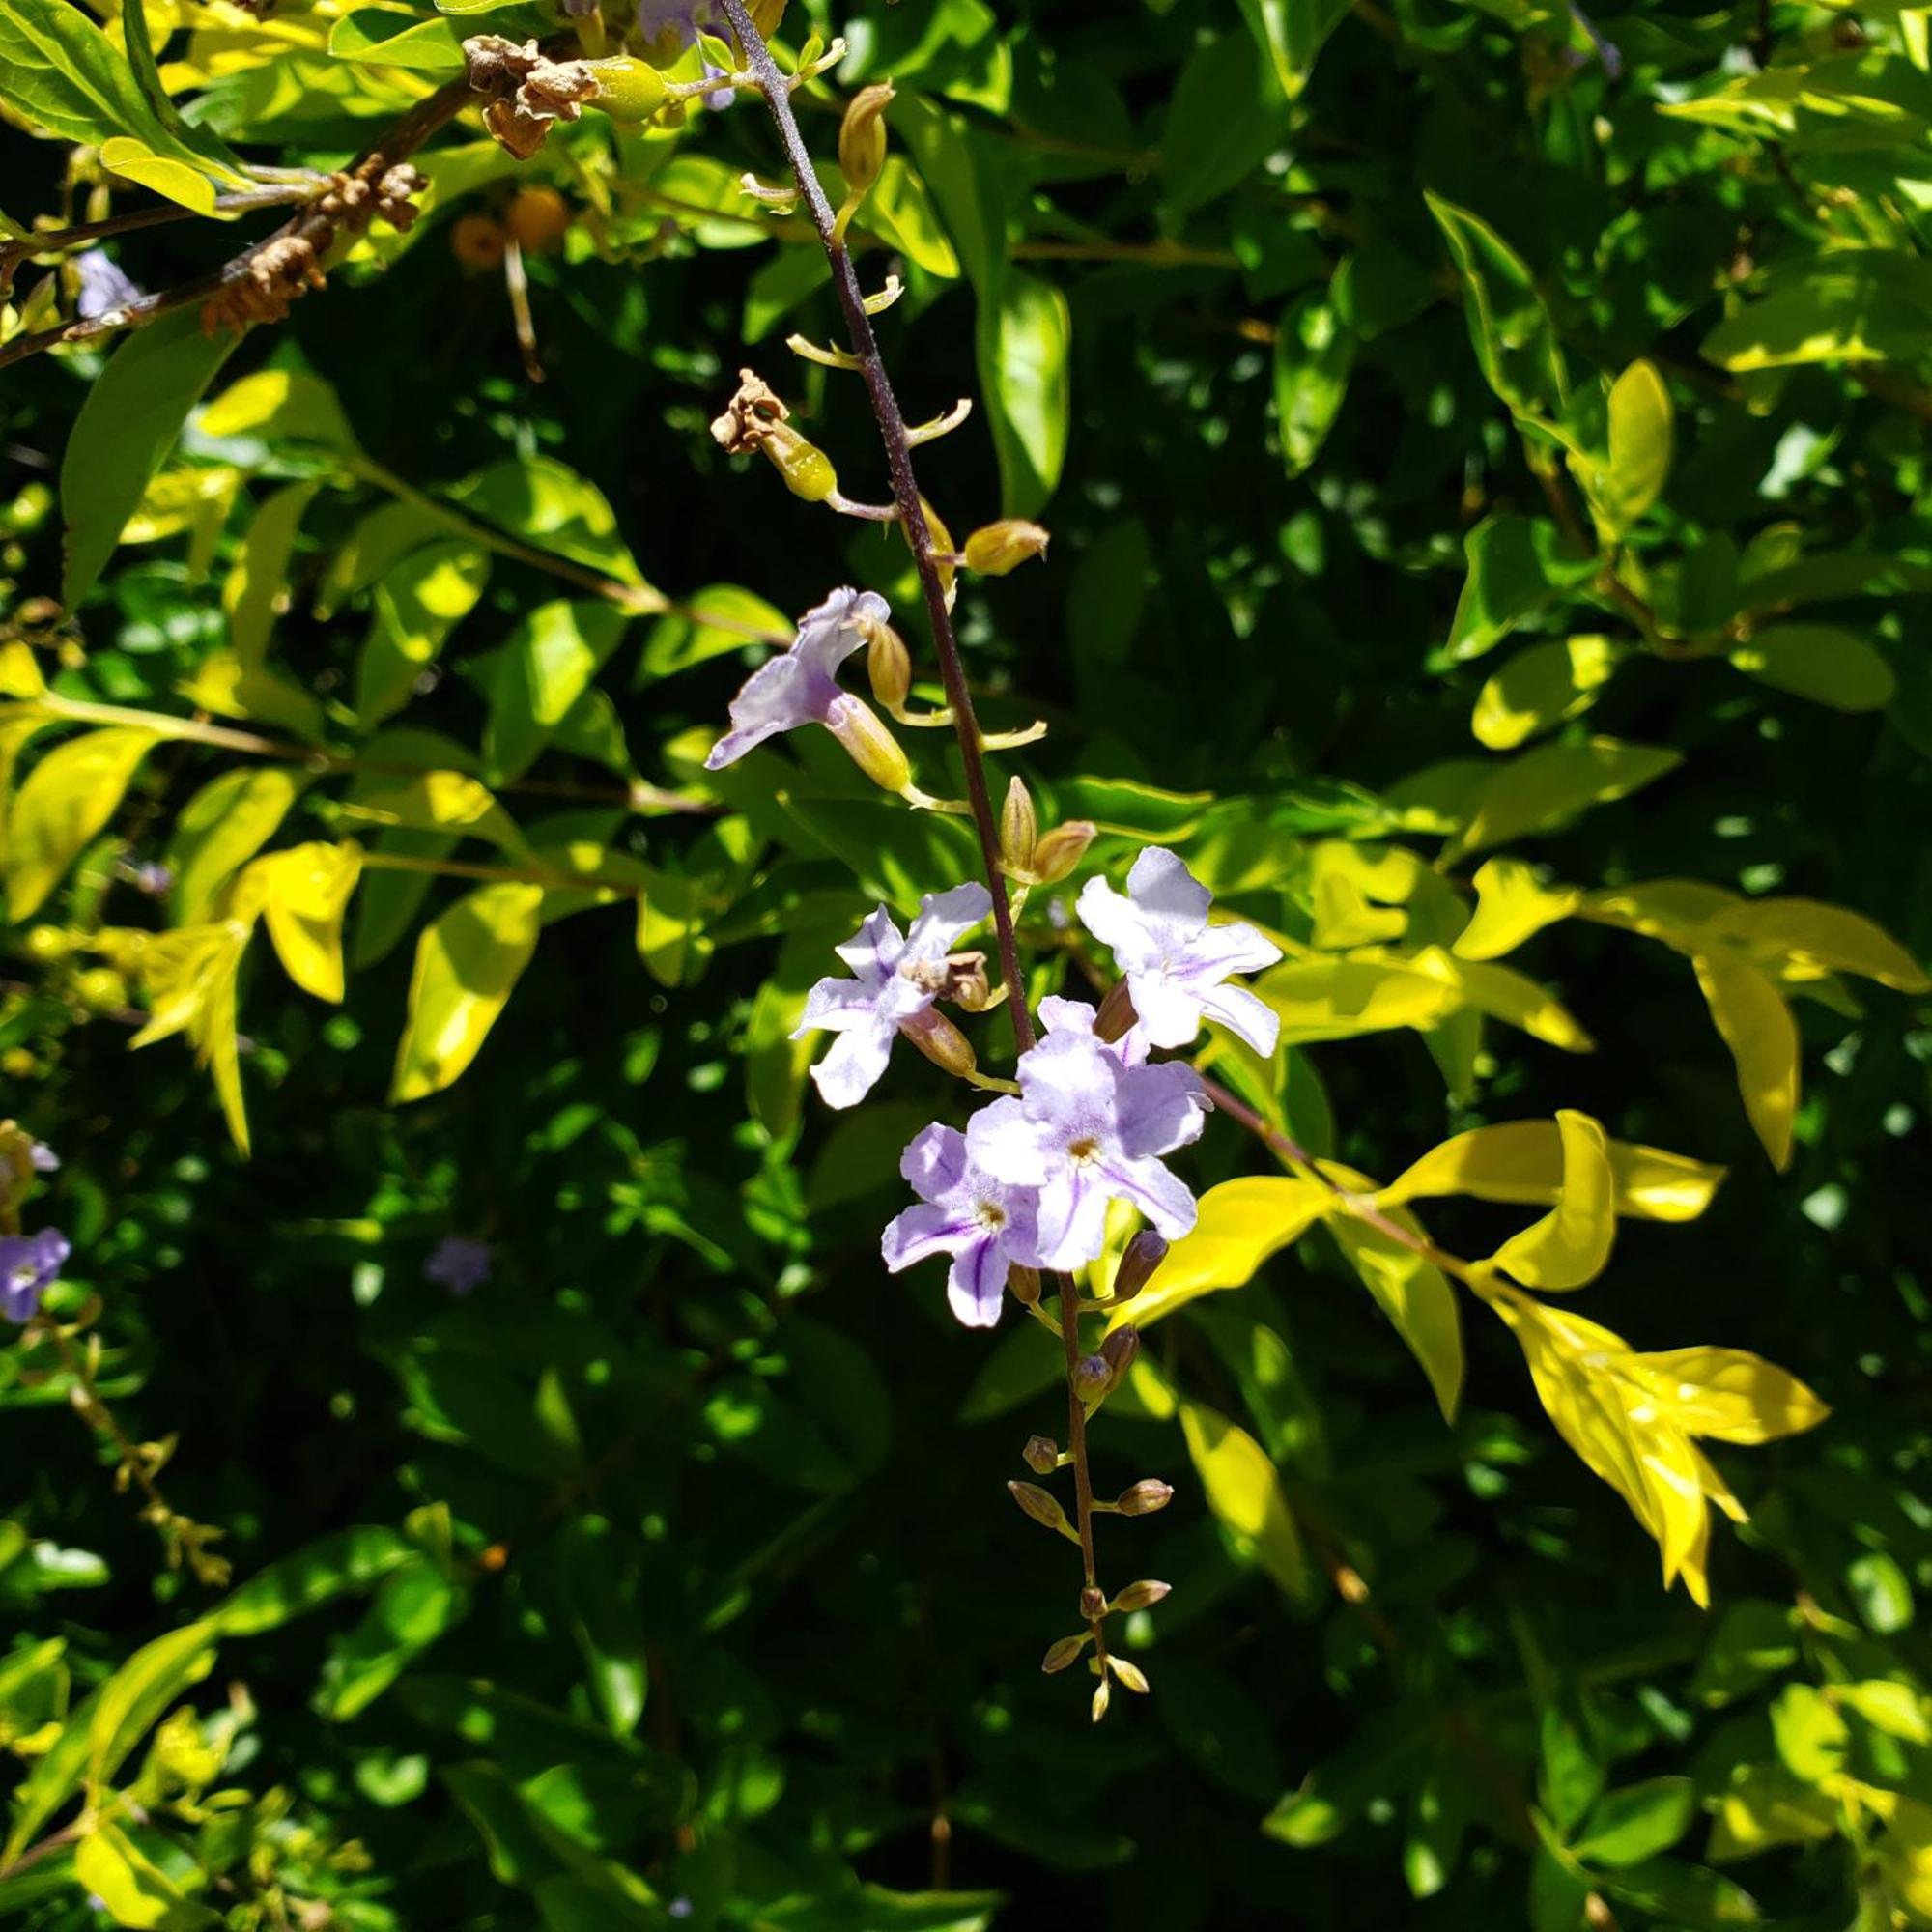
[73,249,144,321]
[634,0,736,104]
[795,883,992,1108]
[29,1142,58,1173]
[966,998,1209,1271]
[704,588,889,771]
[425,1236,492,1297]
[1,1228,70,1322]
[127,862,173,897]
[881,1124,1039,1328]
[1077,848,1282,1055]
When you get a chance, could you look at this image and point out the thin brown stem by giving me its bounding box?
[721,0,1118,1687]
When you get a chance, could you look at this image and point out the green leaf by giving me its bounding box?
[453,456,645,587]
[88,1620,218,1792]
[167,765,310,924]
[4,726,158,921]
[1328,1211,1464,1419]
[978,270,1070,518]
[211,1526,415,1635]
[1702,252,1932,370]
[1472,637,1621,750]
[327,7,469,71]
[1161,31,1293,218]
[1238,0,1354,100]
[1727,623,1896,711]
[481,599,634,783]
[1425,192,1567,420]
[61,312,240,606]
[357,540,491,724]
[1448,515,1597,663]
[315,1559,467,1719]
[75,1822,218,1929]
[1179,1400,1312,1601]
[222,481,321,667]
[1597,360,1674,537]
[392,880,546,1101]
[1447,737,1683,863]
[640,583,789,681]
[1273,279,1356,478]
[200,368,359,452]
[1573,1778,1696,1868]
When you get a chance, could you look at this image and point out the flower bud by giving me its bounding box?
[765,422,838,501]
[1091,1678,1111,1723]
[1022,1435,1059,1475]
[1041,1633,1087,1674]
[587,55,667,122]
[1109,1578,1171,1613]
[1030,819,1096,887]
[1110,1231,1167,1305]
[999,776,1037,877]
[1009,1480,1076,1541]
[963,519,1050,576]
[897,1007,977,1082]
[838,83,895,198]
[710,370,838,502]
[824,696,912,795]
[1072,1353,1111,1406]
[1106,1655,1151,1695]
[863,617,911,712]
[1080,1584,1107,1622]
[1009,1265,1041,1308]
[1099,1324,1139,1388]
[1115,1479,1173,1517]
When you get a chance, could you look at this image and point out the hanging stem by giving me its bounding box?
[720,0,1112,1684]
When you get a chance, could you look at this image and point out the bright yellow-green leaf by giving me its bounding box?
[1876,1793,1932,1922]
[167,765,308,924]
[980,270,1069,519]
[178,650,327,743]
[1256,956,1461,1043]
[1599,359,1674,536]
[482,598,633,784]
[1425,192,1567,421]
[86,1620,218,1792]
[1116,1177,1332,1330]
[1693,951,1799,1169]
[1491,1109,1616,1291]
[223,481,319,666]
[1455,858,1583,960]
[130,922,253,1153]
[120,465,242,555]
[251,841,362,1002]
[1583,877,1743,948]
[1729,623,1896,712]
[636,870,711,988]
[76,1820,218,1929]
[199,368,358,452]
[1179,1400,1311,1600]
[3,726,156,921]
[1838,1681,1930,1745]
[866,156,960,277]
[1708,896,1929,992]
[1399,946,1593,1052]
[1616,1347,1830,1443]
[1306,840,1425,949]
[1448,737,1682,864]
[99,134,216,214]
[1326,1191,1463,1419]
[0,642,46,699]
[341,768,530,857]
[356,540,490,725]
[1380,1119,1726,1223]
[1706,1764,1838,1861]
[392,881,545,1102]
[1471,636,1621,751]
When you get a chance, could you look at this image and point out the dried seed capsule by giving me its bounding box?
[1109,1579,1171,1613]
[1115,1479,1174,1517]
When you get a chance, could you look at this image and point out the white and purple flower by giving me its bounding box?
[881,1124,1040,1328]
[704,587,889,771]
[1077,847,1282,1055]
[794,882,992,1108]
[425,1235,493,1297]
[965,997,1209,1272]
[1,1227,70,1323]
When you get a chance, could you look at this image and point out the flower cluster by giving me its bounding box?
[0,1126,66,1325]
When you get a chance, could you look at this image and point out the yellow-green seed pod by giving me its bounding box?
[999,776,1038,876]
[1031,818,1096,885]
[898,1008,977,1082]
[825,696,911,794]
[756,420,838,502]
[838,83,895,198]
[963,518,1051,576]
[588,56,668,124]
[864,616,911,711]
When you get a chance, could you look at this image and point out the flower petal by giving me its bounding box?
[1197,980,1281,1056]
[1126,846,1211,929]
[1115,1060,1209,1159]
[704,652,834,769]
[899,1122,969,1203]
[967,1096,1059,1184]
[794,586,889,683]
[946,1236,1009,1328]
[809,1017,895,1109]
[1097,1152,1199,1240]
[1123,972,1203,1050]
[882,1202,975,1272]
[832,904,905,981]
[905,881,993,959]
[1033,1167,1110,1271]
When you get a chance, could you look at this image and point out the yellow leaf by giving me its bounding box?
[76,1820,218,1928]
[1379,1118,1725,1223]
[1455,858,1582,961]
[342,769,530,858]
[3,726,157,921]
[1692,952,1799,1169]
[1492,1109,1616,1291]
[1179,1401,1310,1600]
[1707,1764,1838,1861]
[177,650,327,742]
[1256,956,1461,1044]
[121,465,242,548]
[1401,945,1593,1052]
[0,640,47,698]
[392,881,544,1102]
[167,765,309,923]
[1306,840,1420,948]
[1447,736,1682,864]
[1707,896,1928,993]
[1116,1177,1332,1331]
[252,841,362,1002]
[1470,635,1620,751]
[1876,1792,1932,1921]
[99,136,217,216]
[636,870,712,988]
[1616,1347,1830,1443]
[130,923,253,1154]
[1326,1189,1463,1419]
[198,369,357,450]
[1600,358,1674,536]
[1584,878,1743,948]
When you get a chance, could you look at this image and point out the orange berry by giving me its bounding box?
[451,213,506,270]
[504,185,570,254]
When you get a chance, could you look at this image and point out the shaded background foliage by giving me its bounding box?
[2,0,1932,1925]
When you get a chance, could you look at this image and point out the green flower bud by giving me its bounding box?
[999,776,1037,877]
[1009,1480,1077,1541]
[838,83,895,198]
[1109,1578,1171,1613]
[963,518,1050,576]
[1114,1479,1173,1517]
[863,615,911,711]
[1030,819,1097,886]
[824,696,911,794]
[1023,1434,1059,1474]
[1041,1633,1088,1674]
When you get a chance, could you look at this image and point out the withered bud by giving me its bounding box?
[824,696,911,793]
[1030,819,1096,887]
[963,519,1051,576]
[999,776,1037,877]
[942,951,991,1012]
[465,35,598,159]
[1022,1435,1059,1475]
[1009,1480,1075,1539]
[1041,1633,1087,1674]
[1110,1231,1168,1305]
[1091,1678,1111,1723]
[1109,1578,1171,1614]
[1093,976,1139,1044]
[1098,1324,1139,1387]
[1107,1655,1151,1695]
[1072,1354,1112,1405]
[862,616,911,711]
[1009,1265,1041,1308]
[709,370,838,502]
[838,83,895,198]
[1115,1479,1174,1517]
[897,1007,977,1082]
[1080,1584,1108,1621]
